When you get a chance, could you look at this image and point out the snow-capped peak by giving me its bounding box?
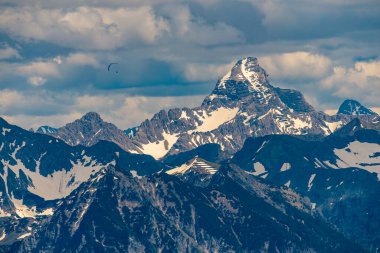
[35,126,58,134]
[207,57,273,104]
[337,99,377,116]
[166,157,219,175]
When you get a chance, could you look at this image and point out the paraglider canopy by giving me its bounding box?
[107,63,119,74]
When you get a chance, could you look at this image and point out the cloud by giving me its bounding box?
[0,0,379,126]
[66,53,99,67]
[244,0,380,43]
[257,52,380,109]
[101,95,204,127]
[0,44,21,60]
[53,56,62,65]
[259,51,332,80]
[372,107,380,114]
[183,60,235,82]
[17,61,60,77]
[0,6,169,50]
[0,53,102,88]
[325,106,380,116]
[321,60,380,104]
[0,89,204,129]
[0,89,73,116]
[14,59,61,87]
[163,5,244,46]
[28,76,47,86]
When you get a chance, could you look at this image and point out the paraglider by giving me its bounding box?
[107,63,119,74]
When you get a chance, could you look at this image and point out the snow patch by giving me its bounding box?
[332,141,380,180]
[308,174,316,191]
[130,170,142,179]
[140,132,178,159]
[280,163,291,172]
[0,231,6,241]
[10,197,53,218]
[253,162,266,176]
[40,208,54,216]
[257,108,282,120]
[179,111,191,121]
[17,233,31,240]
[217,70,231,89]
[191,107,239,133]
[256,140,268,154]
[241,58,272,103]
[291,116,313,129]
[2,127,11,136]
[166,160,196,175]
[0,207,11,217]
[11,198,38,218]
[166,158,217,175]
[94,129,102,136]
[324,121,343,134]
[3,145,112,200]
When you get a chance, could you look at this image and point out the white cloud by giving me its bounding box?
[14,60,60,86]
[28,76,47,86]
[163,5,244,46]
[0,6,169,50]
[74,94,205,128]
[183,61,235,82]
[245,0,380,29]
[325,107,380,116]
[0,53,101,87]
[259,51,332,79]
[18,61,60,77]
[65,53,99,67]
[247,0,297,28]
[0,89,71,115]
[0,89,204,129]
[258,52,380,108]
[321,60,380,104]
[0,90,24,108]
[1,113,84,131]
[53,56,62,65]
[0,45,21,60]
[372,107,380,114]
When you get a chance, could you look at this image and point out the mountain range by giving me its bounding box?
[1,57,379,252]
[37,57,379,160]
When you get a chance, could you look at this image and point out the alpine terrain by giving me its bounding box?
[1,56,379,253]
[41,57,379,160]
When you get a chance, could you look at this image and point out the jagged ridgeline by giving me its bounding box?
[38,57,379,160]
[1,57,379,252]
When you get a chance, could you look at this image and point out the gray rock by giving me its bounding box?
[338,99,377,116]
[51,112,140,153]
[36,57,380,160]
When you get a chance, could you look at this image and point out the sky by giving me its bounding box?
[0,0,379,130]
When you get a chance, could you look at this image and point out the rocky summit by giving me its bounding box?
[49,112,140,153]
[338,99,378,116]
